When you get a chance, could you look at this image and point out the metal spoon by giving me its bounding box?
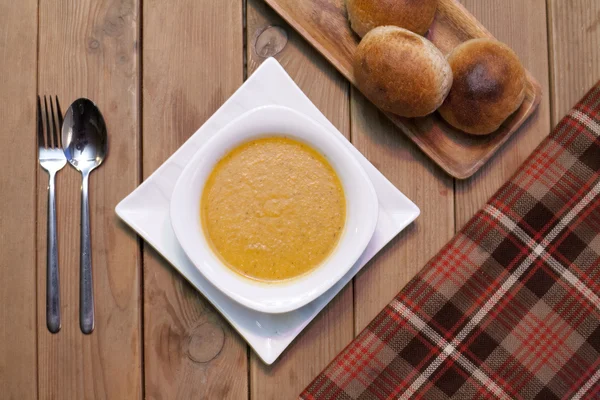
[62,98,107,334]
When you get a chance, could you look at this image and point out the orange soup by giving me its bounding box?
[201,137,346,282]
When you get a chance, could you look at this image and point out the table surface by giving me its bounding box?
[1,1,598,399]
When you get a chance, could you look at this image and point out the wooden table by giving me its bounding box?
[1,1,598,398]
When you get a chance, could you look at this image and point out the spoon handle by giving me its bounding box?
[80,172,94,334]
[47,172,61,333]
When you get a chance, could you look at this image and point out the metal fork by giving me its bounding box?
[37,95,66,334]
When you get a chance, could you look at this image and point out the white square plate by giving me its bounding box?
[116,58,420,364]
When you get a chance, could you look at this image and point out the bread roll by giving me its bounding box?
[353,26,452,118]
[346,0,438,37]
[438,38,526,135]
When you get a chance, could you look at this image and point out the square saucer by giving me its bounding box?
[116,58,419,364]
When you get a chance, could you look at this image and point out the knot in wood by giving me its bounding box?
[255,26,288,58]
[185,322,225,363]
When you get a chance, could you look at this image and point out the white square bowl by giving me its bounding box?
[170,105,379,313]
[116,58,420,364]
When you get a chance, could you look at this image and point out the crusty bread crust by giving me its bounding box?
[346,0,438,37]
[353,26,452,118]
[438,38,526,135]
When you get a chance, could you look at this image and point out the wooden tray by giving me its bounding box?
[263,0,543,179]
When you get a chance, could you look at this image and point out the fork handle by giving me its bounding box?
[47,172,61,333]
[80,172,94,334]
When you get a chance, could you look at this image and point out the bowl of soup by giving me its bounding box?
[170,105,378,313]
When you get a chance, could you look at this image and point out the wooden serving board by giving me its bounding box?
[263,0,543,179]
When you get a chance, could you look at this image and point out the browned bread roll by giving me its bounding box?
[353,26,452,118]
[438,38,526,135]
[346,0,438,37]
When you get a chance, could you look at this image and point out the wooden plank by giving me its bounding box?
[246,1,354,398]
[549,0,600,125]
[338,0,454,337]
[36,0,142,398]
[0,1,38,398]
[455,0,551,229]
[352,88,455,331]
[345,0,452,338]
[142,0,247,398]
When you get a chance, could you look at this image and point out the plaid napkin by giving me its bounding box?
[301,82,600,400]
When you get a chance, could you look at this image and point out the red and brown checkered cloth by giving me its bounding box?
[301,82,600,400]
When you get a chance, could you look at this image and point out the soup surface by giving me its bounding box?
[201,137,346,282]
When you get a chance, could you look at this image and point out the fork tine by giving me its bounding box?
[55,96,63,148]
[49,96,59,148]
[37,95,45,149]
[44,96,52,148]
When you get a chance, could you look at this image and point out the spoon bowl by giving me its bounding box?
[62,98,108,334]
[62,98,107,173]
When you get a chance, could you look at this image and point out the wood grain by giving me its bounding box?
[549,0,600,125]
[0,1,38,398]
[263,0,543,178]
[455,0,551,229]
[247,1,354,398]
[142,0,248,398]
[351,88,455,331]
[36,0,142,398]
